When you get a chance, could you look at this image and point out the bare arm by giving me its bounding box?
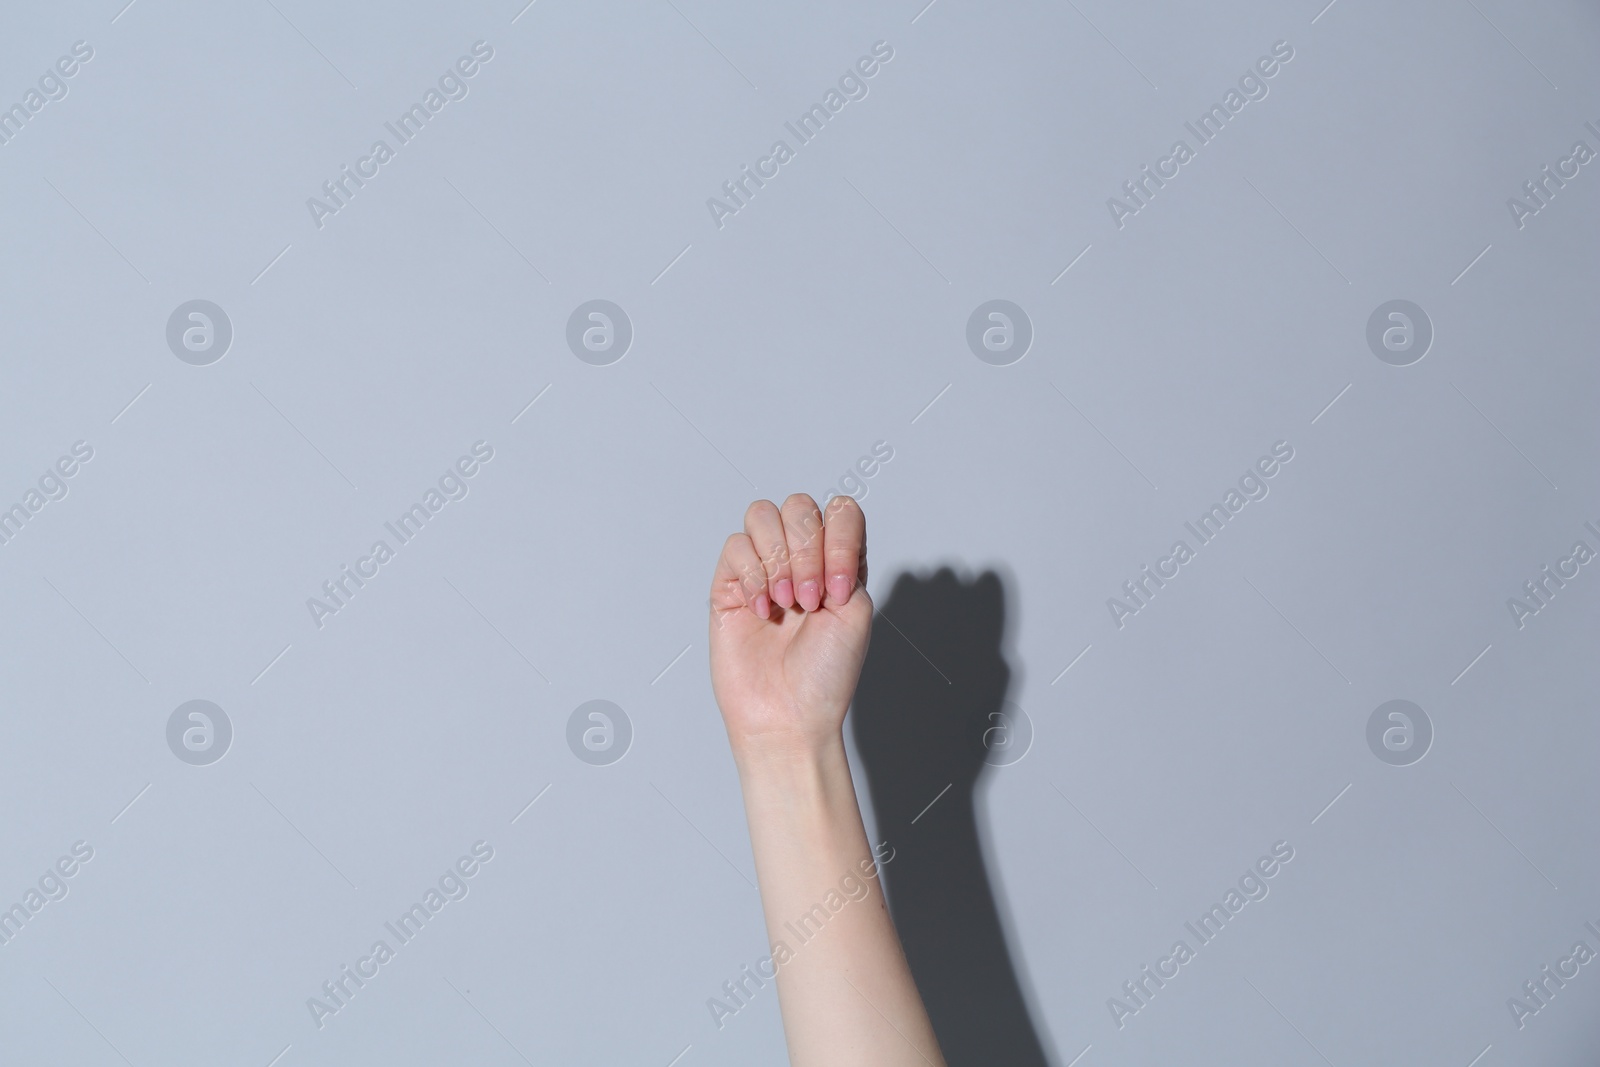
[709,493,945,1067]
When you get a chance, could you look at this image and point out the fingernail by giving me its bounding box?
[754,592,770,619]
[774,578,795,609]
[827,574,852,605]
[797,580,821,612]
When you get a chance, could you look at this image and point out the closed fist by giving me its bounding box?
[708,494,872,756]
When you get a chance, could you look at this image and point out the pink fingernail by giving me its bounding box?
[774,578,795,609]
[827,574,852,605]
[753,592,770,619]
[797,580,821,612]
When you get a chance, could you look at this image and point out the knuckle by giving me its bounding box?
[744,499,779,525]
[782,496,823,530]
[825,493,861,518]
[788,544,823,571]
[786,516,824,547]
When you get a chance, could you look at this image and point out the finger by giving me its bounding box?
[780,493,826,612]
[711,532,770,619]
[821,494,866,607]
[743,499,794,610]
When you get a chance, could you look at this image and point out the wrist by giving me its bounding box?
[731,728,870,873]
[729,724,847,778]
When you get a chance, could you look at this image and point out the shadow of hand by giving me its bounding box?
[851,568,1053,1067]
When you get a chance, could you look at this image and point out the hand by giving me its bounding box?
[708,494,872,758]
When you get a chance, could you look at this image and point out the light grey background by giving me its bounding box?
[1,0,1596,1064]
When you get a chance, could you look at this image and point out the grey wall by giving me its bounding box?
[1,0,1596,1064]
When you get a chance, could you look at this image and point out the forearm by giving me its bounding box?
[733,734,945,1067]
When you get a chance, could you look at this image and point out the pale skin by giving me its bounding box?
[709,493,947,1067]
